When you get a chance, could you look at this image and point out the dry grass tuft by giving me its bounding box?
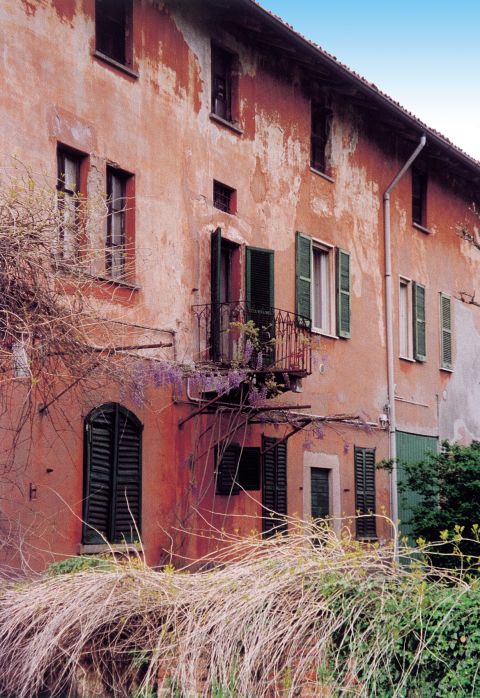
[0,520,476,697]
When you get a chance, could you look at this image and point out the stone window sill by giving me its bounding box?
[310,167,335,183]
[93,50,139,79]
[413,222,432,234]
[78,543,143,555]
[209,112,243,135]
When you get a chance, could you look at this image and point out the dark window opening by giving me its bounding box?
[412,169,427,226]
[215,444,261,495]
[311,104,332,174]
[83,403,142,545]
[56,147,83,261]
[212,44,234,122]
[106,167,131,279]
[354,447,376,539]
[311,468,330,520]
[95,0,132,66]
[213,180,236,213]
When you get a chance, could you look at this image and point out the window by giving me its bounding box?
[311,103,332,174]
[215,444,261,495]
[57,147,83,261]
[311,468,330,520]
[412,169,427,227]
[312,244,332,334]
[399,278,413,359]
[439,293,453,370]
[213,180,236,214]
[262,436,288,537]
[83,403,142,545]
[106,167,131,279]
[211,44,234,122]
[398,278,426,362]
[295,233,351,338]
[95,0,132,66]
[354,447,376,539]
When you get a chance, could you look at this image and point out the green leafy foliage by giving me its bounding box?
[47,556,113,576]
[401,440,480,569]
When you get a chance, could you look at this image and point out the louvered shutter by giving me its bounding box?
[354,447,376,538]
[211,228,222,362]
[83,406,115,544]
[262,436,288,537]
[336,249,351,338]
[311,468,330,519]
[440,293,452,370]
[413,282,426,362]
[238,447,261,490]
[216,444,241,495]
[83,403,142,545]
[295,232,312,323]
[113,409,142,543]
[246,247,275,367]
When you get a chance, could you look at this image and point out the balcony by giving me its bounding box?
[192,301,311,376]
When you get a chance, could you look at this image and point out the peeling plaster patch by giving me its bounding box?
[19,0,41,17]
[439,300,480,442]
[251,157,267,203]
[311,196,331,216]
[332,119,383,342]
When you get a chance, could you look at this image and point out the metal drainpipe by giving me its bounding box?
[383,133,426,558]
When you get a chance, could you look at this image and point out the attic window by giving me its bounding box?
[211,44,234,122]
[412,169,427,227]
[213,181,236,214]
[95,0,132,66]
[311,103,332,175]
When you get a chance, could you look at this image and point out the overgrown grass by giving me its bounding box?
[0,520,479,697]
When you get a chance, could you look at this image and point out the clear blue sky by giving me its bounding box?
[260,0,480,161]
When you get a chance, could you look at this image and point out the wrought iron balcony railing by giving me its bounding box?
[192,301,312,376]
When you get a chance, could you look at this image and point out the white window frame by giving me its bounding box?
[311,238,336,337]
[399,276,414,361]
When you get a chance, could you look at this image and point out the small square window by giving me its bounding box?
[95,0,132,66]
[211,44,234,122]
[213,180,236,214]
[311,103,332,174]
[412,169,427,227]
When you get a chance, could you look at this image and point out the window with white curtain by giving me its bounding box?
[312,244,332,334]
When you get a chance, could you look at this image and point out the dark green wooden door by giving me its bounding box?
[311,468,330,519]
[396,431,438,544]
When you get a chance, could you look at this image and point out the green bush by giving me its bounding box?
[402,440,480,570]
[47,556,113,576]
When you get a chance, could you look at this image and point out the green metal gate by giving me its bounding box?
[396,431,438,545]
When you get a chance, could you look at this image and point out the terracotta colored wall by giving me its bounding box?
[1,0,479,571]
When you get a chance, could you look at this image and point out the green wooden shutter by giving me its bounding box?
[216,443,241,495]
[354,447,376,538]
[246,247,275,366]
[262,436,288,537]
[211,227,222,362]
[83,406,115,544]
[396,431,438,545]
[440,293,452,370]
[238,447,261,491]
[113,408,142,543]
[336,248,351,338]
[83,404,142,545]
[295,232,312,322]
[413,282,426,361]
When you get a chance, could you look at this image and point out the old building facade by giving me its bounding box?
[1,0,479,570]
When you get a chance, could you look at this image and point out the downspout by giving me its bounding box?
[383,134,426,558]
